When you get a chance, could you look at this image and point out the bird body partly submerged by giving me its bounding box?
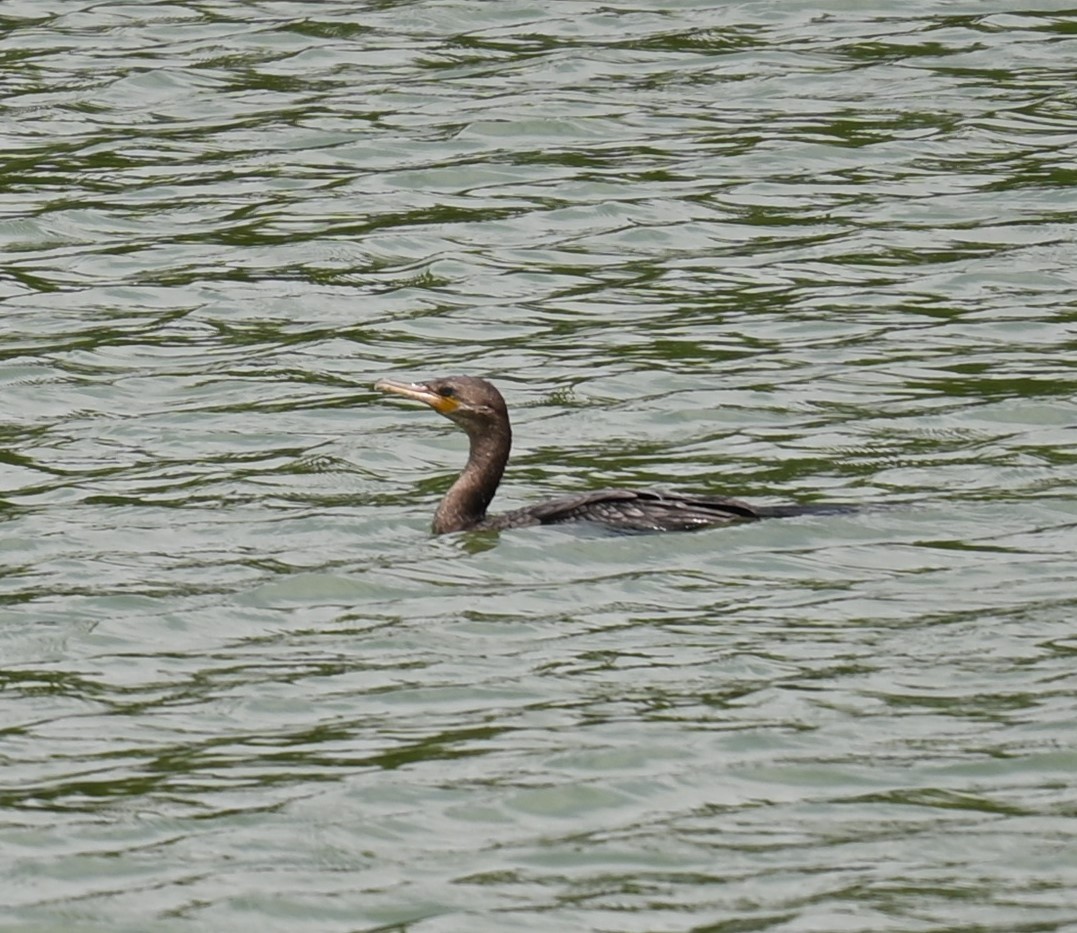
[464,487,759,533]
[374,374,784,535]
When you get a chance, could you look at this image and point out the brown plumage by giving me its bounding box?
[374,375,769,534]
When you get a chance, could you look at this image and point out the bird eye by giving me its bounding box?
[437,386,456,398]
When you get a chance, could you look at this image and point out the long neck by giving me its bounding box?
[433,421,511,533]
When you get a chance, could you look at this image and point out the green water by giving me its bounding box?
[3,2,1077,931]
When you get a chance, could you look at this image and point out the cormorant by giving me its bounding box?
[375,375,839,534]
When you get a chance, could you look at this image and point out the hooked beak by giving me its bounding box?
[374,378,459,415]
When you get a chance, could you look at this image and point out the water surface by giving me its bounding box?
[3,1,1077,931]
